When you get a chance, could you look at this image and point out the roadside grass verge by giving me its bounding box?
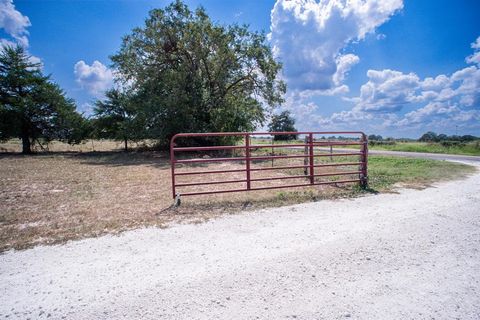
[335,141,480,156]
[366,156,476,191]
[367,141,480,156]
[0,145,476,252]
[252,138,480,156]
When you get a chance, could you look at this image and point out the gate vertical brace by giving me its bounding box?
[304,136,308,176]
[309,133,314,185]
[170,139,176,199]
[271,136,274,167]
[360,133,368,188]
[245,133,251,190]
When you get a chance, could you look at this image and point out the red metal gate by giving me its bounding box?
[170,131,368,198]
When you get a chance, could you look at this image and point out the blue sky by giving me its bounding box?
[1,0,479,138]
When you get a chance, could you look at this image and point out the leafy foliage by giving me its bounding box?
[110,0,285,147]
[93,89,143,151]
[368,134,383,141]
[0,46,86,153]
[268,110,297,140]
[419,131,479,142]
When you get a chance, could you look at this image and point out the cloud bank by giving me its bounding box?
[315,36,480,133]
[270,0,403,94]
[0,0,41,64]
[0,0,30,47]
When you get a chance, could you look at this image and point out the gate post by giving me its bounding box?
[309,133,314,184]
[360,133,368,188]
[245,133,251,190]
[170,137,176,198]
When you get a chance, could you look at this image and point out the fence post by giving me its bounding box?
[170,138,176,199]
[245,133,251,190]
[309,133,314,184]
[360,133,368,188]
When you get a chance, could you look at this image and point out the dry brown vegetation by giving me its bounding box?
[0,140,363,252]
[1,139,474,252]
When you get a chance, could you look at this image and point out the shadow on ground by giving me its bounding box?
[0,151,171,168]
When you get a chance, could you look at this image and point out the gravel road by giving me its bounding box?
[1,162,480,319]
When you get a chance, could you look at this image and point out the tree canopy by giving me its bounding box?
[93,88,143,151]
[0,45,86,153]
[418,131,479,142]
[368,134,383,141]
[110,0,285,147]
[268,110,297,141]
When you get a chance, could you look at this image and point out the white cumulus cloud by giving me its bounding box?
[353,69,421,112]
[397,102,458,126]
[0,0,30,47]
[471,36,480,50]
[269,0,403,94]
[0,0,42,66]
[333,53,360,86]
[319,36,480,131]
[74,60,114,97]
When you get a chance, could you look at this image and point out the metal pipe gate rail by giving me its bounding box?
[170,131,368,198]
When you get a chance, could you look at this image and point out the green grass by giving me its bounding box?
[251,138,480,156]
[252,155,476,210]
[368,141,480,156]
[366,155,476,191]
[246,143,476,192]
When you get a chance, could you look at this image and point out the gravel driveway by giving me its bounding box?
[1,161,480,319]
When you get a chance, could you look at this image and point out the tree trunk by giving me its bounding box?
[124,138,128,152]
[21,136,32,154]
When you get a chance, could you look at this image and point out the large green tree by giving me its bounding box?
[268,110,298,141]
[418,131,438,142]
[93,88,142,151]
[0,46,86,153]
[111,0,285,147]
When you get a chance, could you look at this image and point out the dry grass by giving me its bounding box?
[0,140,361,252]
[0,139,474,252]
[0,139,156,153]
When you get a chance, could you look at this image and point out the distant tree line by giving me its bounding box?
[418,131,479,143]
[367,132,479,144]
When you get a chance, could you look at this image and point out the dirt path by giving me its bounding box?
[1,162,479,319]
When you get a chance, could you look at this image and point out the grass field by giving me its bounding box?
[253,138,480,156]
[3,138,479,155]
[0,139,476,252]
[367,141,480,156]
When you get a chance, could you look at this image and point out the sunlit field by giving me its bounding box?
[0,139,475,251]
